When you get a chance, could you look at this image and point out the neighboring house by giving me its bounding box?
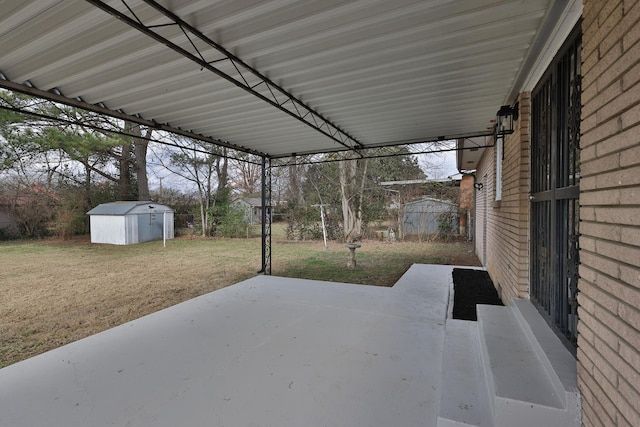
[458,2,640,426]
[402,197,457,236]
[232,197,263,224]
[87,201,174,245]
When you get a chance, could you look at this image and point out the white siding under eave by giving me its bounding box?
[90,215,127,245]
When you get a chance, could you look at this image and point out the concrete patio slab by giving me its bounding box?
[0,264,462,427]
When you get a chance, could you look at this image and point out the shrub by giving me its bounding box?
[215,203,250,238]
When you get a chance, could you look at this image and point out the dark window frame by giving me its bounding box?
[530,23,582,351]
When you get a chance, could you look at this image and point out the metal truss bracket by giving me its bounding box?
[85,0,363,153]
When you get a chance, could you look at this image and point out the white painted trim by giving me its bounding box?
[495,138,503,201]
[520,0,583,92]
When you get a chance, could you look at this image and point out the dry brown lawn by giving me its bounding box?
[1,234,479,368]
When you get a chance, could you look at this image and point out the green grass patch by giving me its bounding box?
[273,240,475,286]
[1,235,478,367]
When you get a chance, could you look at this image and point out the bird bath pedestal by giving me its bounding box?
[344,243,362,268]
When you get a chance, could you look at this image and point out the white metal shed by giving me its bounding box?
[87,201,174,245]
[403,197,458,236]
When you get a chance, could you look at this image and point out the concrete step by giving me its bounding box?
[438,319,494,427]
[476,304,581,427]
[510,299,579,397]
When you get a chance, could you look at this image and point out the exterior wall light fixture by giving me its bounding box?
[495,103,519,137]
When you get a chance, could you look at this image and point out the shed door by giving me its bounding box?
[530,25,581,349]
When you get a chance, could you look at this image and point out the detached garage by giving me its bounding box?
[87,201,174,245]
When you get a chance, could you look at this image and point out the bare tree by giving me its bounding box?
[151,137,224,236]
[287,155,305,206]
[338,153,368,243]
[283,155,311,240]
[128,122,153,201]
[216,147,228,192]
[229,153,261,195]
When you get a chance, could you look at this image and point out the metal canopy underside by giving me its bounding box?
[0,0,562,158]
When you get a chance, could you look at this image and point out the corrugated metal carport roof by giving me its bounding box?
[1,0,568,158]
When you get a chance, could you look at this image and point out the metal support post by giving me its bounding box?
[260,156,272,275]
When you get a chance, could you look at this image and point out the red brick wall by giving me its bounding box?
[459,174,474,211]
[579,1,640,426]
[475,93,531,303]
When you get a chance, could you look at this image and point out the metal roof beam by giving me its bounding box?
[84,0,363,153]
[0,77,266,157]
[266,129,495,159]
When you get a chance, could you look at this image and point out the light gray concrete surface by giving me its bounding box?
[511,299,579,395]
[438,319,493,427]
[0,264,460,427]
[476,304,581,427]
[477,305,563,408]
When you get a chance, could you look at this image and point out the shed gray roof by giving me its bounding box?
[404,197,457,208]
[87,201,169,215]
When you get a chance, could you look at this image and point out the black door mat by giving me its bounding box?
[452,268,504,321]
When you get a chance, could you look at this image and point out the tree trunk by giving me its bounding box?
[288,156,305,206]
[129,122,152,201]
[84,160,92,192]
[357,158,368,232]
[216,148,228,191]
[118,140,132,200]
[285,156,306,240]
[339,154,366,243]
[199,189,207,237]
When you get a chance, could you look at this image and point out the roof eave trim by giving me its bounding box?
[506,0,583,103]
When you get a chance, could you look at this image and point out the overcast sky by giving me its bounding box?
[146,141,461,194]
[417,150,459,179]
